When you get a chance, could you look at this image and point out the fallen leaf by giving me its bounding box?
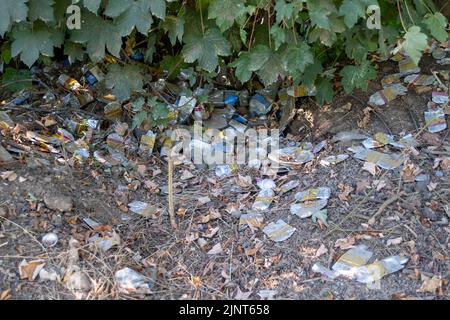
[427,182,437,191]
[1,171,17,182]
[0,289,11,300]
[18,259,45,281]
[234,287,252,300]
[418,276,444,294]
[334,236,355,250]
[176,208,187,217]
[373,180,387,191]
[197,196,211,206]
[386,237,403,246]
[356,180,371,193]
[338,184,354,201]
[207,243,223,255]
[236,174,252,188]
[180,170,194,180]
[362,162,377,175]
[315,244,328,258]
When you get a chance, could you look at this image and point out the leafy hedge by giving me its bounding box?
[0,0,448,105]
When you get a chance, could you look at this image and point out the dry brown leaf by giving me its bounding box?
[180,170,194,180]
[18,259,45,281]
[197,196,211,206]
[356,180,371,193]
[236,174,252,188]
[334,236,355,250]
[362,161,377,175]
[0,289,11,300]
[338,184,354,201]
[315,244,328,258]
[418,276,444,294]
[207,243,223,255]
[234,287,252,300]
[1,171,17,182]
[357,107,372,128]
[373,179,387,191]
[176,207,187,218]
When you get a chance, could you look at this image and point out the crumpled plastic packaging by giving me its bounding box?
[398,57,421,76]
[320,154,349,166]
[354,255,409,287]
[403,74,435,86]
[432,91,449,104]
[294,187,331,202]
[252,188,275,211]
[369,84,408,106]
[331,245,373,277]
[279,180,300,194]
[115,267,154,295]
[263,219,296,242]
[290,199,328,218]
[424,108,447,133]
[352,148,405,170]
[239,212,264,230]
[268,147,314,166]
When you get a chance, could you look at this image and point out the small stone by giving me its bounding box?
[0,145,13,163]
[44,194,73,212]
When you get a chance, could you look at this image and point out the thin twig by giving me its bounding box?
[167,156,177,229]
[368,191,406,225]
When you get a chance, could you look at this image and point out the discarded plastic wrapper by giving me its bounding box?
[229,119,247,134]
[362,132,394,149]
[280,180,300,194]
[437,58,450,65]
[294,187,331,202]
[381,74,402,88]
[252,188,275,211]
[113,122,129,136]
[432,91,449,104]
[88,231,121,252]
[403,74,435,86]
[424,109,447,133]
[104,102,122,120]
[128,201,156,217]
[432,47,446,59]
[391,51,407,62]
[215,164,239,178]
[93,150,119,167]
[139,130,156,154]
[249,94,272,116]
[312,262,339,279]
[115,267,153,295]
[354,255,408,285]
[331,245,373,278]
[353,148,405,170]
[263,219,296,242]
[312,140,327,154]
[268,147,314,166]
[106,133,129,151]
[66,119,99,136]
[398,57,421,76]
[287,85,316,97]
[389,133,418,149]
[332,131,369,143]
[256,179,276,190]
[42,233,58,247]
[369,84,407,106]
[193,105,208,121]
[239,212,264,230]
[0,111,14,130]
[55,128,75,143]
[290,199,328,218]
[57,74,93,105]
[320,154,349,166]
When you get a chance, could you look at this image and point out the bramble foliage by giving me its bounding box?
[0,0,448,107]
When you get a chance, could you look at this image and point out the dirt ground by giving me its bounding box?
[0,57,449,300]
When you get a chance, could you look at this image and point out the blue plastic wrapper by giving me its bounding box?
[232,114,247,124]
[131,50,144,62]
[249,94,271,116]
[224,94,239,106]
[85,73,98,86]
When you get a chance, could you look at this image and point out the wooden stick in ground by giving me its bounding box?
[167,156,177,229]
[368,191,406,225]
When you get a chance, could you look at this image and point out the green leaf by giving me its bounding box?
[64,41,85,64]
[159,55,187,80]
[229,44,271,83]
[403,26,428,65]
[132,111,148,129]
[312,209,328,226]
[270,24,287,50]
[0,0,28,37]
[316,78,334,105]
[255,49,285,85]
[145,34,156,63]
[151,103,170,120]
[275,0,295,23]
[208,0,246,32]
[83,0,102,13]
[309,28,337,47]
[339,0,366,28]
[340,60,376,93]
[105,0,153,36]
[285,42,314,74]
[306,0,336,30]
[149,0,166,20]
[423,12,448,42]
[1,68,32,93]
[28,0,54,23]
[162,15,185,45]
[1,43,12,64]
[302,60,323,87]
[182,27,231,72]
[70,11,122,62]
[105,64,144,102]
[11,23,64,67]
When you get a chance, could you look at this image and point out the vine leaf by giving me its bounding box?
[0,0,28,37]
[105,64,144,102]
[340,60,377,93]
[403,26,428,65]
[182,27,231,72]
